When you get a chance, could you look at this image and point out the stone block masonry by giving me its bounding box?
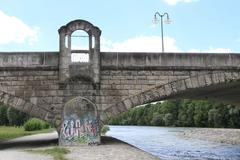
[1,20,240,146]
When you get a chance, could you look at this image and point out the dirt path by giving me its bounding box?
[0,149,52,160]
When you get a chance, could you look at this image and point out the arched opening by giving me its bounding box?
[71,30,90,63]
[58,19,101,82]
[102,71,240,123]
[65,35,69,48]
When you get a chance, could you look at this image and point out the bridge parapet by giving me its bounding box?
[0,52,58,69]
[101,52,240,70]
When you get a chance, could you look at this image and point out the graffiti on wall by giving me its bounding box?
[59,97,100,146]
[60,113,99,144]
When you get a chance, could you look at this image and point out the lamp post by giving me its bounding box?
[153,12,171,52]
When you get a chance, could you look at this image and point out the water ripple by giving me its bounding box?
[107,126,240,160]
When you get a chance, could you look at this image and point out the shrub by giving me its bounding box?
[24,118,49,131]
[101,125,110,135]
[42,121,50,129]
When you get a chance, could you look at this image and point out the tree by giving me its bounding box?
[107,99,240,129]
[0,105,9,125]
[163,113,174,126]
[178,99,195,127]
[193,101,210,127]
[208,108,216,127]
[228,106,240,128]
[7,107,29,126]
[151,113,164,126]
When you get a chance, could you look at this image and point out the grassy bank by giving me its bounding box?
[0,126,54,142]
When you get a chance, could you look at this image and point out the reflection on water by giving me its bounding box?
[106,126,240,160]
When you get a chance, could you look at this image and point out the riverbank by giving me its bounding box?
[0,133,160,160]
[179,128,240,145]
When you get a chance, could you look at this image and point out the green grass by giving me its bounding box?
[0,126,54,142]
[27,147,70,160]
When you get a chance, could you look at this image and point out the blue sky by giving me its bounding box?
[0,0,239,53]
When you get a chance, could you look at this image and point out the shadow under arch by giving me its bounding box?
[0,90,55,125]
[101,71,240,121]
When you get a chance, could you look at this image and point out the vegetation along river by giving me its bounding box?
[106,126,240,160]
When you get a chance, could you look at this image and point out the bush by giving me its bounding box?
[24,118,50,131]
[101,125,110,135]
[42,121,50,129]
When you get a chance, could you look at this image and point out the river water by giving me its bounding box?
[106,126,240,160]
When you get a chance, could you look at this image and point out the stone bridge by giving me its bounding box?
[1,19,240,144]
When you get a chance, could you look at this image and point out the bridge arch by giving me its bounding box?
[0,90,56,125]
[101,71,240,121]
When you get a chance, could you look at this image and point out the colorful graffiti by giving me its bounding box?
[59,97,100,145]
[60,113,100,145]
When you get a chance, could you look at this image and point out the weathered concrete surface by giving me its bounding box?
[101,52,240,70]
[0,52,58,67]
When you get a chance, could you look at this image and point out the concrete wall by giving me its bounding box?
[101,52,240,70]
[1,51,240,69]
[0,52,58,67]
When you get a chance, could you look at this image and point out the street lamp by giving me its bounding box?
[153,12,172,52]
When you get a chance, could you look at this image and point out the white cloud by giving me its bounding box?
[0,10,39,45]
[101,35,181,52]
[101,35,232,53]
[163,0,198,5]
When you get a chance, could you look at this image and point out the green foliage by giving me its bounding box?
[107,99,240,128]
[0,105,9,125]
[178,100,195,127]
[101,125,110,135]
[228,105,240,128]
[24,118,50,131]
[163,113,174,126]
[151,113,164,126]
[7,107,29,126]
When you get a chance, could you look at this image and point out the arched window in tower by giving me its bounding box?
[71,30,89,63]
